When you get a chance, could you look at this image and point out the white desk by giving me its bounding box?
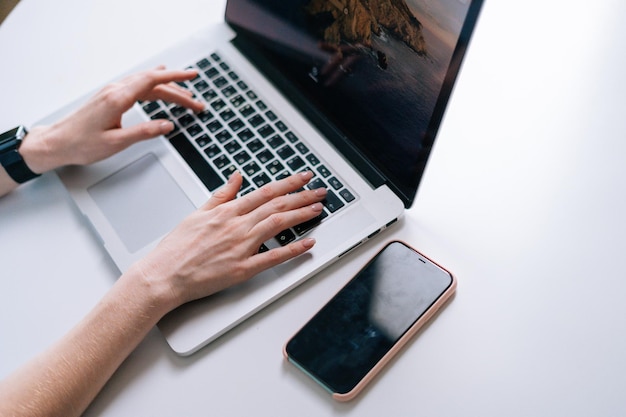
[2,0,626,415]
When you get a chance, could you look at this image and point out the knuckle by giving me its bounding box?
[257,183,276,200]
[267,213,286,230]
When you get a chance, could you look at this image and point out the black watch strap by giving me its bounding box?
[0,126,41,184]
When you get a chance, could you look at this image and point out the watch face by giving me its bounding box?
[0,126,21,153]
[0,125,38,183]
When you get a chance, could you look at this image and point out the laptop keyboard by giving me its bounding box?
[139,52,357,247]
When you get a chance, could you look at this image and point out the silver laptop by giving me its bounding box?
[45,0,483,355]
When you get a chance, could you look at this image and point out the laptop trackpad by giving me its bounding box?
[88,153,195,253]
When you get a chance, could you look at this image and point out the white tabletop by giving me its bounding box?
[2,0,626,415]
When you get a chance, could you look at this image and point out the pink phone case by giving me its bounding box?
[283,240,457,402]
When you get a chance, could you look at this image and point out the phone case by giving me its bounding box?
[283,240,457,402]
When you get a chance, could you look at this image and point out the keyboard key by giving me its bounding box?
[170,105,187,117]
[258,124,275,138]
[197,110,214,123]
[253,172,271,188]
[257,149,274,164]
[211,99,226,111]
[293,211,328,235]
[308,178,326,190]
[224,140,242,154]
[247,139,264,153]
[215,130,232,143]
[248,114,264,127]
[230,95,246,107]
[204,144,220,158]
[234,150,251,164]
[220,109,236,121]
[228,118,245,132]
[256,100,267,110]
[295,142,309,154]
[222,85,237,97]
[266,160,284,176]
[195,134,211,148]
[239,104,255,118]
[207,120,223,133]
[213,76,228,88]
[237,128,255,142]
[277,145,295,160]
[285,131,298,143]
[275,121,288,132]
[203,89,218,101]
[150,110,168,120]
[328,177,343,190]
[194,80,209,92]
[243,161,261,176]
[265,110,277,121]
[169,133,224,191]
[339,188,356,202]
[204,67,219,78]
[317,165,331,178]
[213,154,230,169]
[275,229,296,246]
[268,135,285,149]
[142,101,160,114]
[322,190,345,213]
[186,124,203,137]
[306,154,320,166]
[178,114,195,127]
[197,58,211,69]
[287,156,305,171]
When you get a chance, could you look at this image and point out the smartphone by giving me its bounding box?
[284,240,456,401]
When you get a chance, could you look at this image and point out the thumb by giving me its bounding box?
[109,120,175,147]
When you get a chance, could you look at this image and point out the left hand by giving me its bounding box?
[21,66,204,173]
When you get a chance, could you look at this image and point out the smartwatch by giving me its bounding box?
[0,126,41,183]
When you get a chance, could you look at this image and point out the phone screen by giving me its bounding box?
[285,241,454,396]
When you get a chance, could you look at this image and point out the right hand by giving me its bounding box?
[131,170,328,312]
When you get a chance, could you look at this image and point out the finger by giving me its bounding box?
[235,171,314,215]
[251,201,325,244]
[123,68,200,102]
[248,187,327,226]
[148,83,204,112]
[201,171,243,210]
[104,119,175,149]
[246,238,317,276]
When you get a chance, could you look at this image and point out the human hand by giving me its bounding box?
[21,66,204,173]
[130,170,328,312]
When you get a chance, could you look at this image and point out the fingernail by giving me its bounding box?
[302,238,316,249]
[299,170,313,181]
[314,187,327,197]
[160,121,174,133]
[228,170,240,183]
[311,202,324,212]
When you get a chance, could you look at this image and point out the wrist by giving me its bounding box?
[18,125,62,174]
[120,262,181,320]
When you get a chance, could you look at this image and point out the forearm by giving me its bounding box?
[0,266,171,417]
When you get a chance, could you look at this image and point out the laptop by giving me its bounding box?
[46,0,483,355]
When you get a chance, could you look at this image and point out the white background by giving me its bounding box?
[2,0,626,415]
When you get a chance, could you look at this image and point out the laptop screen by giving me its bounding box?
[226,0,482,206]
